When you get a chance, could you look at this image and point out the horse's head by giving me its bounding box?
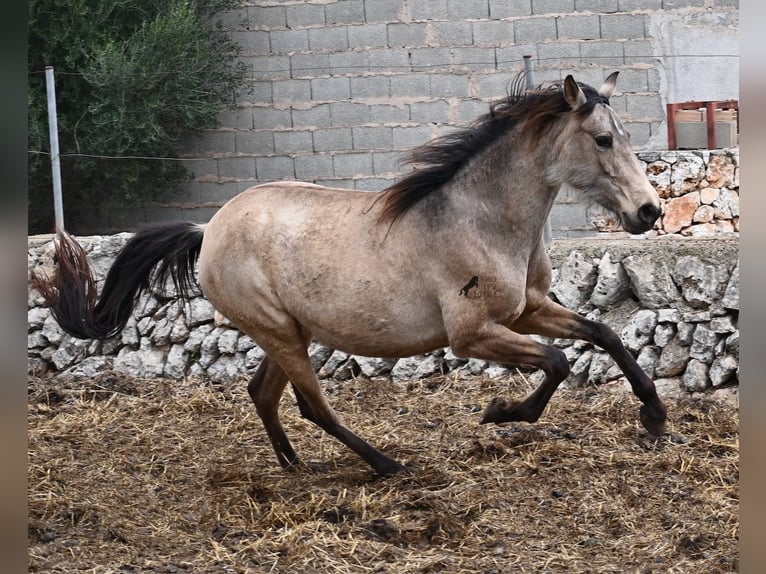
[550,73,661,234]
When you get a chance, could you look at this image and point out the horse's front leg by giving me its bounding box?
[511,297,667,436]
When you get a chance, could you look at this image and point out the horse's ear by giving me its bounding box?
[599,71,619,99]
[563,75,587,110]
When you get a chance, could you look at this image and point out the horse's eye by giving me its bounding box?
[595,135,613,149]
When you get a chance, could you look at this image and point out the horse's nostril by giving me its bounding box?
[638,203,661,225]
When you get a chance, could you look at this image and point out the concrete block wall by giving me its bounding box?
[67,0,739,236]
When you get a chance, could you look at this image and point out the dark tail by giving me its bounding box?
[30,222,205,340]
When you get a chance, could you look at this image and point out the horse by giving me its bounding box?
[32,72,667,476]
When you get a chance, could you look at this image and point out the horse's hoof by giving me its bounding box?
[480,397,527,424]
[376,461,411,477]
[640,406,667,437]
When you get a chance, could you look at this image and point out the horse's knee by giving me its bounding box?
[546,346,570,381]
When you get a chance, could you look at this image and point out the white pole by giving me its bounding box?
[523,55,552,246]
[45,66,65,236]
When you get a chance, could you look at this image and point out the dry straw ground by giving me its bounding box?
[28,372,738,573]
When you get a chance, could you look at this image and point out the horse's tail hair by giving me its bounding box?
[30,222,205,340]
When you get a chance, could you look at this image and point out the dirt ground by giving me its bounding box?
[28,371,738,573]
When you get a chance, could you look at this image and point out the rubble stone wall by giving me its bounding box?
[28,234,739,399]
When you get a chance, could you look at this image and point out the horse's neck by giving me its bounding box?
[444,137,558,239]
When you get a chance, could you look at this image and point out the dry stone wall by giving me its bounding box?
[28,234,739,400]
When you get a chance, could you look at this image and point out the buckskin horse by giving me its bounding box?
[32,72,667,476]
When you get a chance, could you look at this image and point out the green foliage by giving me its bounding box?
[28,0,249,233]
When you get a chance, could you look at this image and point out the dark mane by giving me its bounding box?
[377,74,608,224]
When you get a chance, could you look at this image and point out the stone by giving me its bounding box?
[569,350,593,386]
[672,256,731,309]
[392,354,443,381]
[636,346,659,379]
[620,309,658,353]
[217,329,240,354]
[709,316,736,334]
[699,187,719,205]
[656,308,680,323]
[682,359,709,392]
[721,262,739,311]
[483,364,511,379]
[188,298,216,326]
[623,256,679,309]
[41,315,65,346]
[709,355,738,387]
[689,325,718,363]
[60,356,114,378]
[724,330,739,355]
[590,251,631,308]
[245,345,267,369]
[588,352,614,384]
[550,250,598,311]
[355,356,397,378]
[309,342,334,372]
[656,337,689,378]
[28,307,50,331]
[692,205,714,223]
[318,350,350,379]
[164,344,188,379]
[712,188,739,219]
[706,154,736,189]
[662,193,700,233]
[653,324,675,347]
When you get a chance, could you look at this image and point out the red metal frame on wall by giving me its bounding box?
[666,100,739,150]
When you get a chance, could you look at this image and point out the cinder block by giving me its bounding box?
[457,99,492,123]
[330,102,371,126]
[271,80,312,104]
[537,41,580,64]
[390,74,431,97]
[227,30,270,54]
[579,40,625,65]
[475,74,514,99]
[247,5,287,29]
[453,47,497,71]
[623,121,650,147]
[430,74,471,98]
[313,128,353,152]
[218,156,257,180]
[291,54,330,78]
[252,107,292,130]
[186,159,219,181]
[556,14,600,40]
[611,68,648,93]
[294,154,335,179]
[355,177,392,191]
[350,76,391,99]
[489,0,531,17]
[348,23,388,48]
[675,122,738,150]
[197,132,236,154]
[393,125,432,149]
[408,0,448,20]
[256,156,295,180]
[368,48,411,71]
[235,131,275,155]
[311,77,351,101]
[387,22,427,47]
[410,100,452,124]
[514,17,558,43]
[352,126,394,150]
[309,26,349,51]
[532,0,575,16]
[292,104,332,129]
[245,56,290,81]
[432,22,473,46]
[623,39,653,64]
[625,93,663,119]
[618,0,661,10]
[217,107,254,131]
[410,48,452,72]
[575,0,619,12]
[363,0,405,22]
[326,0,365,24]
[600,14,646,40]
[274,130,314,154]
[246,82,273,105]
[286,4,325,28]
[333,152,374,177]
[373,151,405,175]
[495,45,538,70]
[549,202,588,230]
[446,0,490,20]
[369,103,411,123]
[269,29,309,53]
[472,20,515,46]
[329,51,370,75]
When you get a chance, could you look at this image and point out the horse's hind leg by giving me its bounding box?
[271,347,407,476]
[511,297,667,436]
[248,357,300,468]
